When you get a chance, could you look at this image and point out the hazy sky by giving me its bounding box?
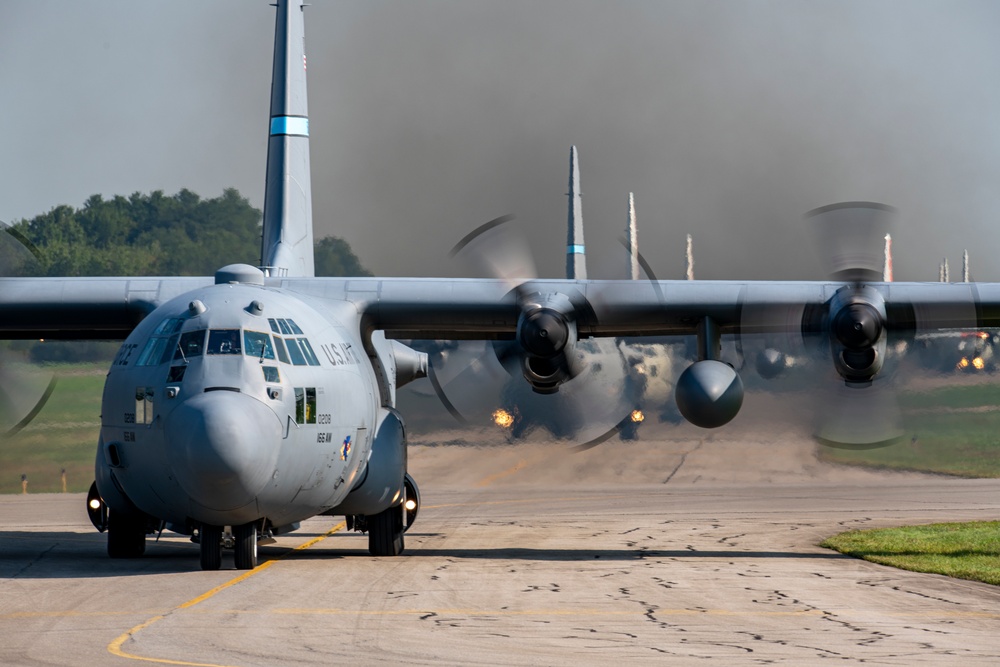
[3,1,1000,281]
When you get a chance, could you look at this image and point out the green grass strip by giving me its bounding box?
[822,521,1000,586]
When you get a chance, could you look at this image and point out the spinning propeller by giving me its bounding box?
[740,202,978,448]
[430,215,639,447]
[0,222,58,440]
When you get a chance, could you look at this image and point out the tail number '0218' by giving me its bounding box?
[317,413,331,424]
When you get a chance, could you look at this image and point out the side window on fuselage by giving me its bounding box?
[294,387,317,425]
[135,387,154,425]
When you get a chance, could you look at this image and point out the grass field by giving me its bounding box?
[819,378,1000,477]
[0,364,104,494]
[822,521,1000,586]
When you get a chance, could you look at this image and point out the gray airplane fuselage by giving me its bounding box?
[97,278,379,531]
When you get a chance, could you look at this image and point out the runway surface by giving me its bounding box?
[2,432,1000,666]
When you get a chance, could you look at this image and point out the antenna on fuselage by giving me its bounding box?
[260,0,316,278]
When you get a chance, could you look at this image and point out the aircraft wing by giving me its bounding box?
[0,277,211,339]
[276,277,1000,339]
[3,276,1000,341]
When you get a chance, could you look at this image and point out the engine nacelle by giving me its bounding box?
[675,360,744,428]
[828,286,887,384]
[515,293,579,394]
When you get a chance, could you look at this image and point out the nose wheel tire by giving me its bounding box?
[233,522,259,570]
[368,504,405,556]
[200,524,223,571]
[107,511,146,559]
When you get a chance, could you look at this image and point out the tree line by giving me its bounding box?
[3,188,371,278]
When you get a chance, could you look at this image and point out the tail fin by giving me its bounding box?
[625,192,639,280]
[685,234,694,280]
[260,0,315,278]
[565,146,586,279]
[882,233,893,282]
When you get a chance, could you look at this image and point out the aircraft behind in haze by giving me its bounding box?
[3,0,1000,571]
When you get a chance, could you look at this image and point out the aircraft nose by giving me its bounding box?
[165,391,281,512]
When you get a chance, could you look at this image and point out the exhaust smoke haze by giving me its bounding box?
[3,1,1000,282]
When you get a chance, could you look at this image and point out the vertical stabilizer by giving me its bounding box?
[942,258,950,283]
[260,0,315,277]
[963,249,970,283]
[625,193,639,280]
[566,146,586,279]
[685,234,694,280]
[882,233,893,282]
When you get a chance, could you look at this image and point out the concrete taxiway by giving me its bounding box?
[2,435,1000,666]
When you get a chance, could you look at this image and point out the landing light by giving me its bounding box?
[89,498,101,510]
[958,357,970,369]
[404,499,417,511]
[630,409,645,423]
[973,357,986,370]
[492,409,514,428]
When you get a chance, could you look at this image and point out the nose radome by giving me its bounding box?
[166,391,281,511]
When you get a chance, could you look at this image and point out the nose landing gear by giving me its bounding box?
[196,521,261,571]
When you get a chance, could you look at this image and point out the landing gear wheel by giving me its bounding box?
[200,524,223,571]
[233,522,259,570]
[367,504,404,556]
[107,511,146,558]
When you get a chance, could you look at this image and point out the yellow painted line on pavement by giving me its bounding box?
[106,522,345,666]
[423,494,627,510]
[475,459,528,487]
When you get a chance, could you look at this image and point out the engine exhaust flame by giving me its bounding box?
[492,408,515,428]
[630,409,645,423]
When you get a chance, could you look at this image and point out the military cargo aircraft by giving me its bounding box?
[2,0,999,571]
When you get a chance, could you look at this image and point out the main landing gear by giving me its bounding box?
[367,504,404,556]
[198,521,259,571]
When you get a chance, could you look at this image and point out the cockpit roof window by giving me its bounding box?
[287,319,304,335]
[207,329,242,355]
[277,319,293,336]
[244,330,275,361]
[268,318,280,334]
[153,317,184,336]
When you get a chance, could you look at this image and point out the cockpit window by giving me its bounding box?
[298,338,320,366]
[136,337,169,366]
[273,336,290,364]
[175,330,207,361]
[268,318,280,334]
[137,318,186,367]
[285,337,308,365]
[207,329,242,355]
[244,330,275,360]
[287,319,304,335]
[277,319,293,336]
